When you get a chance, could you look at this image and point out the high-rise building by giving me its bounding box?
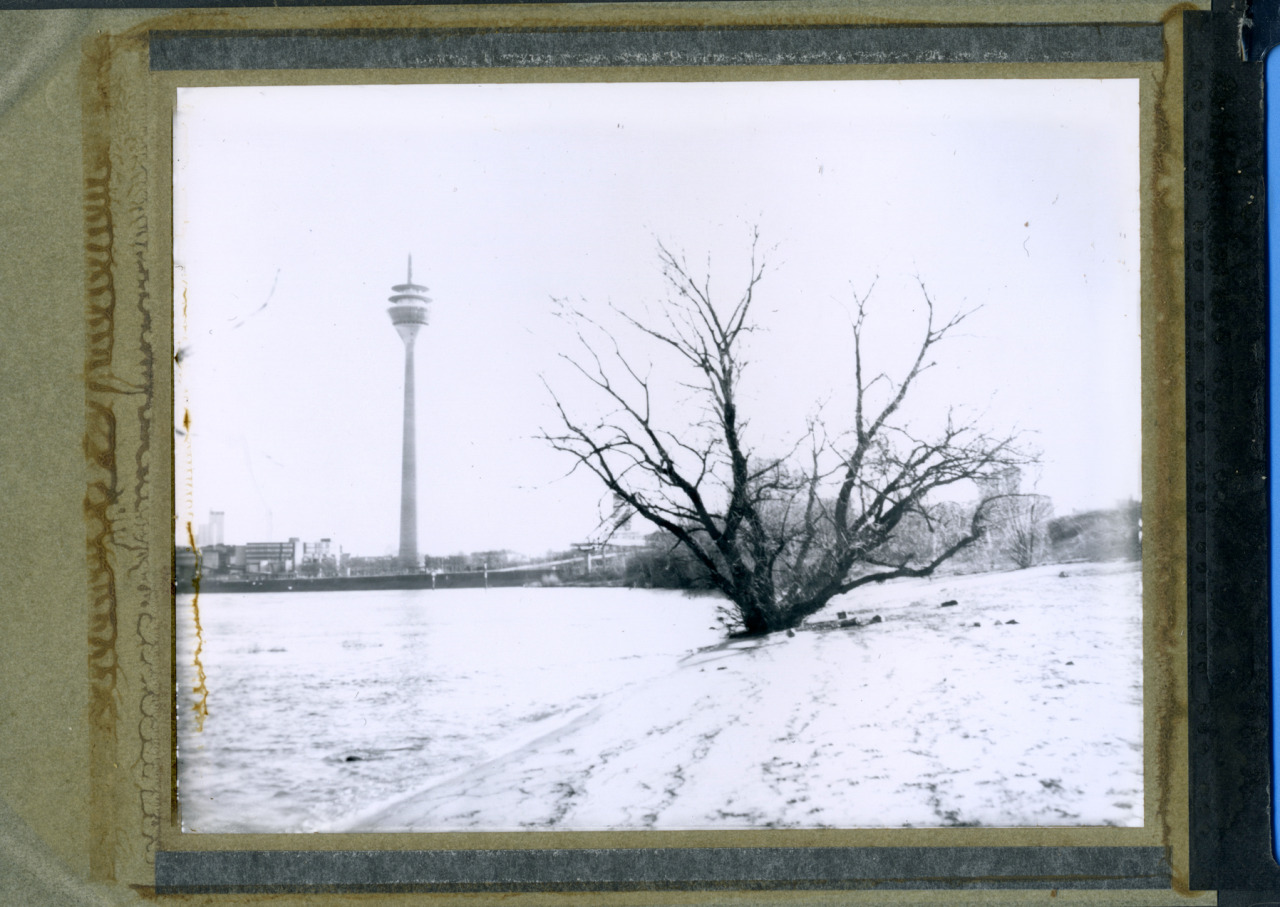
[196,510,225,546]
[387,257,432,572]
[208,510,225,546]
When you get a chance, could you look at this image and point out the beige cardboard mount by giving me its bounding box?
[0,3,1197,904]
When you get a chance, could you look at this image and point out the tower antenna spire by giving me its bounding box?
[407,254,413,285]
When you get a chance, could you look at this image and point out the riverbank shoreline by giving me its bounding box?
[181,565,616,595]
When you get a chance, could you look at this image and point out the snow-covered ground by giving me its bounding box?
[176,561,1141,832]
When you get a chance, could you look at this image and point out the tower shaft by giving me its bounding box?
[398,335,419,569]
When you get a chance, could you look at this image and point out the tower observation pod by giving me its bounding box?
[387,256,432,572]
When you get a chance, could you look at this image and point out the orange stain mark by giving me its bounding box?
[186,521,209,732]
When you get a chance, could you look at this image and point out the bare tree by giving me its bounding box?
[542,234,1031,635]
[972,467,1054,570]
[1002,495,1054,569]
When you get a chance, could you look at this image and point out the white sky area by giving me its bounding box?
[174,79,1141,558]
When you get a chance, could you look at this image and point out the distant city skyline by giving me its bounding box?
[175,79,1141,558]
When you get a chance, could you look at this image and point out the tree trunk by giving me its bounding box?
[738,601,771,636]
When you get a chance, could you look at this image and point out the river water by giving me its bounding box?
[175,586,724,833]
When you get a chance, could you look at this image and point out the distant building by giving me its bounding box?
[346,554,401,576]
[175,547,197,582]
[471,550,525,569]
[176,543,248,585]
[302,538,335,561]
[300,538,343,577]
[198,543,245,578]
[200,547,223,572]
[573,494,649,572]
[580,494,649,550]
[196,510,225,546]
[244,538,300,574]
[975,466,1023,499]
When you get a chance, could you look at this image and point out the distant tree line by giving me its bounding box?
[621,497,1140,592]
[1046,499,1141,563]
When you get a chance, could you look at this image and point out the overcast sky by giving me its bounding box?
[174,78,1141,558]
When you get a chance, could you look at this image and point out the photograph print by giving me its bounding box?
[174,78,1143,833]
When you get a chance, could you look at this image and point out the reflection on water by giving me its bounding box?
[175,586,722,832]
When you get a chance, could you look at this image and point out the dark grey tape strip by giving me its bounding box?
[155,846,1171,893]
[1184,8,1278,893]
[149,24,1165,71]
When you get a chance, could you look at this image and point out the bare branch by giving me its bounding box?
[541,231,1035,636]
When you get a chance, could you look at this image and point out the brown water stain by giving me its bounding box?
[186,521,209,733]
[81,30,121,882]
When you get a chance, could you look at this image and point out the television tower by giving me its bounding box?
[387,256,432,571]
